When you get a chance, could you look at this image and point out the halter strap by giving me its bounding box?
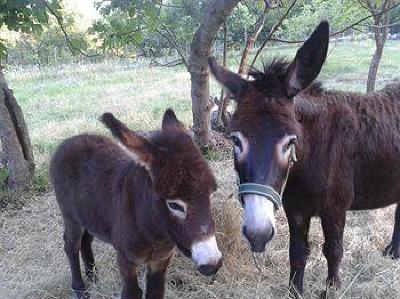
[238,183,282,210]
[237,144,297,211]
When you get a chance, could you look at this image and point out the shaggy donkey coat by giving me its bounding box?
[209,21,400,295]
[50,110,222,299]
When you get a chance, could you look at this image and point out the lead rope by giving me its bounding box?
[253,252,265,298]
[280,144,297,197]
[252,144,297,297]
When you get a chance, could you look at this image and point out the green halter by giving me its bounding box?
[238,183,282,209]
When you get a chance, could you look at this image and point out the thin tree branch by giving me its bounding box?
[263,1,400,44]
[239,4,269,74]
[352,27,369,34]
[155,26,189,69]
[248,0,299,75]
[151,59,184,67]
[160,4,185,9]
[43,1,101,57]
[333,1,399,35]
[111,27,147,38]
[134,12,188,69]
[357,0,371,11]
[360,19,400,28]
[243,0,259,15]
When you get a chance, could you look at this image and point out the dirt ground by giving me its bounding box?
[1,162,400,299]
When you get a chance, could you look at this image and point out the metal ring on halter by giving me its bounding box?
[238,183,282,210]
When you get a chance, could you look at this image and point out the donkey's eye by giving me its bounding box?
[166,200,187,219]
[231,136,240,146]
[167,202,184,212]
[230,132,245,156]
[285,137,297,151]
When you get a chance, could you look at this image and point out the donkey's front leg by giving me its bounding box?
[145,256,171,299]
[118,254,142,299]
[383,203,400,259]
[286,207,311,296]
[320,211,346,290]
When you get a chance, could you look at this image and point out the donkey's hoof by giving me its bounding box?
[383,243,400,259]
[86,267,99,283]
[326,276,342,290]
[288,285,303,299]
[320,289,337,299]
[73,290,90,299]
[72,283,89,299]
[321,278,341,299]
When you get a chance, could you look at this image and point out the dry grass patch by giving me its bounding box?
[1,161,400,299]
[1,41,400,298]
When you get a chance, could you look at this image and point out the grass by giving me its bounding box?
[5,40,400,172]
[1,41,400,298]
[1,162,400,299]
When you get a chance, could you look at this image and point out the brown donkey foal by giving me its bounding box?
[50,109,222,299]
[209,21,400,295]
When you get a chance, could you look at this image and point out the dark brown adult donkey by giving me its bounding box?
[209,21,400,295]
[50,109,222,299]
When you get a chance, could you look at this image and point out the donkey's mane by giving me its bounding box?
[248,57,324,96]
[144,130,217,196]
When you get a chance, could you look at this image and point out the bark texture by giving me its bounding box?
[0,68,34,192]
[237,6,269,75]
[364,0,393,93]
[215,21,228,130]
[215,2,273,130]
[189,0,241,147]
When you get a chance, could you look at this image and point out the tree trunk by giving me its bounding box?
[214,5,269,130]
[238,7,268,75]
[215,21,228,129]
[189,0,241,148]
[365,0,392,93]
[366,35,384,92]
[366,17,389,93]
[0,68,35,192]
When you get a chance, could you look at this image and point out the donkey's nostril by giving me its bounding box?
[243,226,275,253]
[198,260,222,276]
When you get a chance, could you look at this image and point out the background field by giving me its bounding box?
[1,41,400,298]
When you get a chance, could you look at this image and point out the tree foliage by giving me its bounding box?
[1,0,399,68]
[89,0,208,58]
[0,0,62,58]
[6,12,90,66]
[281,0,368,39]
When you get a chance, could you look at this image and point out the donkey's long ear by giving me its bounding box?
[101,113,159,168]
[208,57,248,100]
[162,109,185,133]
[285,21,329,97]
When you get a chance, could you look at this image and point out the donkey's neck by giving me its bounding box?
[119,163,168,242]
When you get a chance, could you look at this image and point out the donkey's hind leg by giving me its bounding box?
[383,204,400,259]
[81,230,97,282]
[63,220,87,299]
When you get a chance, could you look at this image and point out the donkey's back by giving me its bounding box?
[50,134,134,242]
[304,83,400,209]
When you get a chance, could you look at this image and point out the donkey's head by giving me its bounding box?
[209,22,329,252]
[101,109,222,275]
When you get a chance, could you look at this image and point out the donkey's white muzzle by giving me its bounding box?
[191,236,222,275]
[242,194,276,252]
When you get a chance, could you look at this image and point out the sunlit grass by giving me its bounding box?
[4,41,400,173]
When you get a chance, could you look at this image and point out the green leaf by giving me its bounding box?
[32,7,49,24]
[0,42,7,59]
